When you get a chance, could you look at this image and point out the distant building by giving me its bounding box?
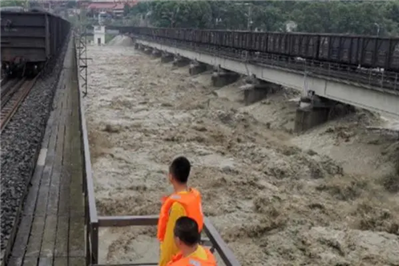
[86,0,137,17]
[87,2,115,12]
[93,25,106,45]
[85,0,138,4]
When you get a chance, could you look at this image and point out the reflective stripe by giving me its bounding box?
[170,194,181,200]
[188,259,201,266]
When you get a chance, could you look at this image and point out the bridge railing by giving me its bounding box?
[74,34,241,266]
[74,33,99,265]
[134,35,399,93]
[91,216,240,266]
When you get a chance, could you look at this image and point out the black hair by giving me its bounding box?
[174,217,200,246]
[169,156,191,184]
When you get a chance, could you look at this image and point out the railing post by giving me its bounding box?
[368,69,371,85]
[91,222,99,264]
[86,205,90,266]
[328,63,331,77]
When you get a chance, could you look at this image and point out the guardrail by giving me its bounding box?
[74,33,99,265]
[73,34,241,266]
[91,216,239,266]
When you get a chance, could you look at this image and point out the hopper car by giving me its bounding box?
[131,27,399,73]
[0,8,70,77]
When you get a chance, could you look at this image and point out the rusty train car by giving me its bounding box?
[0,8,70,77]
[132,27,399,72]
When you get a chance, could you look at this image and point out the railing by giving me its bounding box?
[91,216,239,266]
[73,34,241,266]
[133,35,399,94]
[74,33,99,265]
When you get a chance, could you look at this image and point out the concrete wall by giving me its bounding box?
[136,40,399,118]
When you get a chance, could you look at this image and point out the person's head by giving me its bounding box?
[174,217,200,249]
[168,156,191,185]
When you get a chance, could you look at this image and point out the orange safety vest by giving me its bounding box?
[157,188,203,242]
[167,248,217,266]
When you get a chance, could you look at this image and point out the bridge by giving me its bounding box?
[111,26,399,131]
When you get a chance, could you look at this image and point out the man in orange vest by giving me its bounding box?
[158,156,204,266]
[167,217,216,266]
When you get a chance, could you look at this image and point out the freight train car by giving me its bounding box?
[0,9,70,77]
[131,27,399,72]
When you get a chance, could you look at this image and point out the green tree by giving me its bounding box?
[120,0,399,36]
[0,0,25,7]
[145,1,212,28]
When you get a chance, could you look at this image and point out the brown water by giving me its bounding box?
[85,42,399,266]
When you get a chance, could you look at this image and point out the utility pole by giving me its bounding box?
[235,3,253,31]
[374,23,380,36]
[247,4,252,31]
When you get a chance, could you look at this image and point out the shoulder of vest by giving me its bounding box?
[187,258,202,266]
[190,187,200,193]
[169,194,182,200]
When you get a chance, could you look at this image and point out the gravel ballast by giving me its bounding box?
[0,34,70,255]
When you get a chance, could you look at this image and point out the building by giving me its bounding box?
[85,0,138,5]
[86,0,137,17]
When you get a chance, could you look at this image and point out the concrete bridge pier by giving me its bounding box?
[189,61,208,75]
[152,49,162,58]
[294,94,353,132]
[173,55,190,67]
[161,52,174,63]
[211,69,240,87]
[242,79,281,105]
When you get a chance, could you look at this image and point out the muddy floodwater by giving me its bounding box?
[85,41,399,266]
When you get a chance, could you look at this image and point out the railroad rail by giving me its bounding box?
[0,75,39,132]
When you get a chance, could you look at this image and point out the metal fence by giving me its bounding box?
[74,35,241,266]
[135,35,399,94]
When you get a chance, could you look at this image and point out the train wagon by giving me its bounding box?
[0,9,70,77]
[131,27,399,72]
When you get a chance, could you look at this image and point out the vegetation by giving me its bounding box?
[1,0,397,36]
[0,0,25,7]
[123,0,399,36]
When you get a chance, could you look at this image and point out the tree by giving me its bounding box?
[121,0,399,36]
[143,1,211,28]
[0,0,25,7]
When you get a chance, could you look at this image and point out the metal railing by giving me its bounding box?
[134,35,399,94]
[74,34,99,265]
[73,35,241,266]
[91,216,239,266]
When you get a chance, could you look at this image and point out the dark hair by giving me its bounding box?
[169,156,191,183]
[174,217,200,246]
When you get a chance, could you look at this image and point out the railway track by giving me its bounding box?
[1,75,39,132]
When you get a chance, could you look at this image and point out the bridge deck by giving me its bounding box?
[8,39,85,266]
[135,39,399,118]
